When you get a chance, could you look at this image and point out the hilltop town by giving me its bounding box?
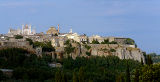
[1,24,159,82]
[0,24,145,63]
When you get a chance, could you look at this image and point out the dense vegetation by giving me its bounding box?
[0,48,160,82]
[26,38,55,52]
[0,48,53,81]
[62,56,140,82]
[133,64,160,82]
[124,38,135,45]
[33,41,55,52]
[0,48,52,69]
[101,39,117,44]
[0,48,141,82]
[147,53,160,63]
[64,40,75,55]
[91,39,117,44]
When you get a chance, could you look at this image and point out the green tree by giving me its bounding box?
[73,71,78,82]
[109,41,117,44]
[91,39,99,44]
[126,62,130,82]
[116,73,125,82]
[86,51,91,56]
[0,70,4,81]
[110,49,116,52]
[84,45,91,50]
[134,69,139,82]
[141,58,144,66]
[147,55,153,65]
[89,79,93,82]
[15,35,23,39]
[136,63,160,82]
[33,41,55,52]
[78,67,85,82]
[26,38,33,45]
[124,38,135,45]
[61,72,66,82]
[101,39,109,44]
[13,67,28,79]
[64,40,75,57]
[55,70,62,82]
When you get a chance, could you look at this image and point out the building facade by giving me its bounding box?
[8,24,36,35]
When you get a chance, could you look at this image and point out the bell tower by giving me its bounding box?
[58,24,60,33]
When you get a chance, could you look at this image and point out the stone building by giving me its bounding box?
[89,35,104,43]
[51,36,68,47]
[59,32,80,42]
[46,26,59,35]
[8,28,21,35]
[114,37,128,44]
[8,24,36,35]
[79,34,88,43]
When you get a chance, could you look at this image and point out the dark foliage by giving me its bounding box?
[133,64,160,82]
[33,41,55,52]
[62,56,140,82]
[26,38,33,45]
[14,35,23,39]
[148,53,160,63]
[91,39,99,44]
[124,38,135,45]
[0,48,148,82]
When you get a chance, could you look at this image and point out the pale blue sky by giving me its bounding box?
[0,0,160,54]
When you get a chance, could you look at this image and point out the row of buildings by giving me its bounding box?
[0,24,135,48]
[8,24,36,36]
[0,24,141,62]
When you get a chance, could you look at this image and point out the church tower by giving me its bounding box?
[69,29,72,33]
[28,24,32,34]
[22,24,24,34]
[58,24,60,33]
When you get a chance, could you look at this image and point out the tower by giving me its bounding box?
[58,24,60,33]
[69,29,72,33]
[22,24,24,34]
[28,24,32,34]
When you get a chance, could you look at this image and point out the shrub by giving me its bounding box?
[86,52,91,56]
[15,35,23,39]
[26,38,33,45]
[84,45,91,50]
[91,39,99,44]
[124,38,135,45]
[110,49,116,52]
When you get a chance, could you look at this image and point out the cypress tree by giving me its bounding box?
[147,55,153,65]
[116,73,124,82]
[89,79,93,82]
[0,70,4,81]
[134,69,140,82]
[126,61,131,82]
[79,67,85,82]
[141,58,144,66]
[73,71,78,82]
[61,72,66,82]
[55,70,62,82]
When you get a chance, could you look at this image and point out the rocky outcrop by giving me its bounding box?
[81,44,145,63]
[55,43,145,63]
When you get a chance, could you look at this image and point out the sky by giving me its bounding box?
[0,0,160,54]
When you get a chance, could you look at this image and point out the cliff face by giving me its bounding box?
[69,44,145,63]
[80,44,145,63]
